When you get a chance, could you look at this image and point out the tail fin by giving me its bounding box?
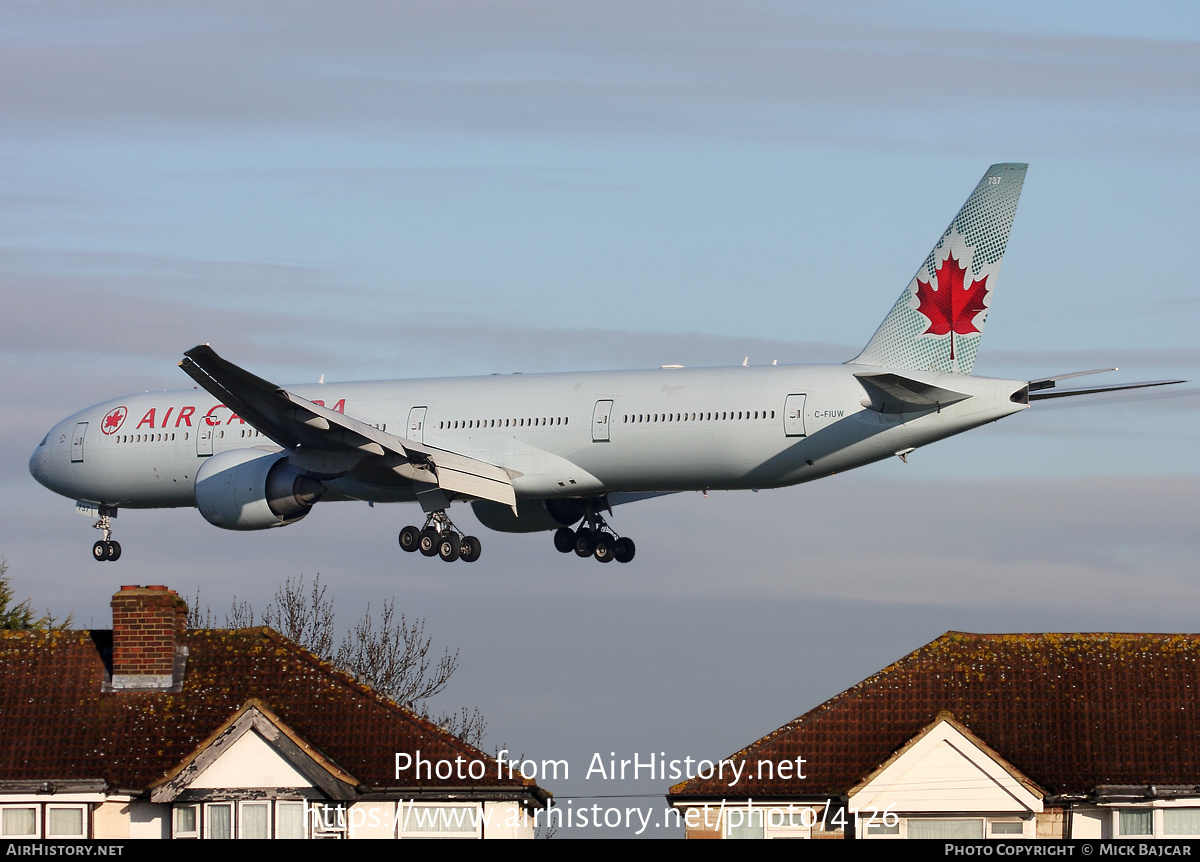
[851,163,1027,374]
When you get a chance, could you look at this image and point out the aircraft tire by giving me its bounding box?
[573,530,594,558]
[418,528,439,557]
[594,536,614,564]
[460,536,482,563]
[438,533,461,562]
[106,541,122,562]
[398,525,421,552]
[93,541,108,562]
[614,537,635,564]
[553,527,575,553]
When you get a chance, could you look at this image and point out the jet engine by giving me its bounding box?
[472,498,585,533]
[195,449,324,530]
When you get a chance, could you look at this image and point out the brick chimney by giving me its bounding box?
[110,585,188,691]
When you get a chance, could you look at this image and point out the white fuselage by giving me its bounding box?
[30,364,1027,514]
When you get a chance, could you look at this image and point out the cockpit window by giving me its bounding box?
[39,434,48,447]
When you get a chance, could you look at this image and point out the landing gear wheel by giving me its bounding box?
[574,530,595,558]
[593,535,615,564]
[399,525,421,552]
[438,533,461,562]
[90,510,119,561]
[418,528,440,557]
[460,536,482,563]
[554,527,575,554]
[614,537,636,564]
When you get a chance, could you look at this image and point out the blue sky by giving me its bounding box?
[2,0,1198,836]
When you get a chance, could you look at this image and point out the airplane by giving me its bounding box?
[29,163,1182,565]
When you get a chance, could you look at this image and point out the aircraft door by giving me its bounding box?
[71,422,88,463]
[197,423,214,457]
[407,407,427,444]
[592,400,613,442]
[784,394,807,437]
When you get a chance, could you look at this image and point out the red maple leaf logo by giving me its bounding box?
[102,407,127,435]
[914,252,989,361]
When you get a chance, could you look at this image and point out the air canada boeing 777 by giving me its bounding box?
[29,164,1180,564]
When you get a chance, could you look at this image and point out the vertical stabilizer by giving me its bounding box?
[851,163,1027,374]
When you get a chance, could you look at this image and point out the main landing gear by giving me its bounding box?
[91,510,121,562]
[398,510,481,563]
[553,510,635,564]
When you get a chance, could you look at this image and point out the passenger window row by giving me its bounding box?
[438,417,568,430]
[622,410,776,423]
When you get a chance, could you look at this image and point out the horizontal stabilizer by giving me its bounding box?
[1028,379,1185,401]
[1028,368,1117,393]
[855,372,972,414]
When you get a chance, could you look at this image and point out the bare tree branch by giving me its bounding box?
[334,600,458,707]
[188,575,482,744]
[430,706,488,750]
[186,588,215,629]
[261,575,335,659]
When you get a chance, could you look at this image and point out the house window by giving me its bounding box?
[239,802,270,839]
[1106,806,1200,838]
[1165,809,1200,836]
[46,806,86,838]
[990,821,1023,835]
[907,819,984,839]
[176,800,310,838]
[399,804,481,838]
[277,801,307,839]
[173,805,199,838]
[205,802,233,839]
[1,807,38,838]
[766,807,820,838]
[724,808,764,839]
[1119,809,1153,836]
[312,803,347,838]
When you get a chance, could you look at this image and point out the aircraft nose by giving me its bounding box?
[29,432,52,489]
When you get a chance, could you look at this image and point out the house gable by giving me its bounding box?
[850,714,1043,816]
[151,700,358,803]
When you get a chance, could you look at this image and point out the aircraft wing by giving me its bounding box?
[178,345,517,509]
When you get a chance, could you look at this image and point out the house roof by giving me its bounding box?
[0,626,545,802]
[670,632,1200,799]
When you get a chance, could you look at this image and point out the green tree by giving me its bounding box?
[0,559,73,630]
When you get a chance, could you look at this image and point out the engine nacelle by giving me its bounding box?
[472,498,585,533]
[195,449,324,531]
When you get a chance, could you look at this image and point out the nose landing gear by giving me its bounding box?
[91,509,121,562]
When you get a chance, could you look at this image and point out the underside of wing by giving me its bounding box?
[179,345,516,508]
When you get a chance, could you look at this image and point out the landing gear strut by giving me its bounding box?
[399,510,481,563]
[553,506,635,564]
[91,510,121,562]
